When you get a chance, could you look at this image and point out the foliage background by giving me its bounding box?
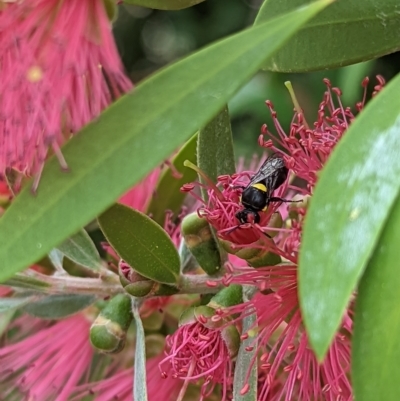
[114,1,400,158]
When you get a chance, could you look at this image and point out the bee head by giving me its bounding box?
[235,209,260,225]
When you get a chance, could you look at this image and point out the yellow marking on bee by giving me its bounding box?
[261,205,268,212]
[252,183,267,192]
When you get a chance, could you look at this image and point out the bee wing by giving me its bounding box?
[247,154,285,187]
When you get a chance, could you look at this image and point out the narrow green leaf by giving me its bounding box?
[98,204,180,284]
[0,294,41,313]
[57,229,101,271]
[197,105,235,261]
[4,274,51,290]
[0,0,332,282]
[233,308,258,401]
[255,0,400,72]
[132,299,148,401]
[198,105,236,185]
[299,72,400,359]
[353,196,400,401]
[23,294,96,319]
[146,134,198,226]
[124,0,204,10]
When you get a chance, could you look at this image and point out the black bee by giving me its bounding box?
[235,154,290,225]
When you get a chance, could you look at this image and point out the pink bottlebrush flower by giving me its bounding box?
[228,265,352,401]
[183,76,385,251]
[0,314,93,401]
[259,76,385,189]
[0,0,132,189]
[182,77,386,401]
[72,354,181,401]
[181,156,284,246]
[159,313,236,401]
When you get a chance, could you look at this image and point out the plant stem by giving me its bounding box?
[5,270,123,297]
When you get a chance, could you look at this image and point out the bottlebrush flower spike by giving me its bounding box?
[259,76,386,189]
[0,0,132,190]
[0,315,93,401]
[227,264,353,401]
[181,77,385,400]
[159,306,240,401]
[181,158,287,248]
[73,355,181,401]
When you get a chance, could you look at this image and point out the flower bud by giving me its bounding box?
[90,294,132,354]
[119,260,179,297]
[181,212,221,275]
[207,284,243,309]
[220,237,281,268]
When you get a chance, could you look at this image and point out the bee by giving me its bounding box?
[235,153,290,225]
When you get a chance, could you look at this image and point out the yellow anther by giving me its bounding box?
[26,66,43,83]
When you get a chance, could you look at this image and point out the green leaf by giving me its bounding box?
[255,0,400,72]
[146,134,198,226]
[23,294,96,319]
[0,294,42,313]
[299,72,400,359]
[0,310,15,337]
[353,196,400,401]
[198,105,236,183]
[98,204,180,284]
[233,308,258,401]
[197,105,235,262]
[132,299,148,401]
[57,229,101,271]
[0,0,331,282]
[124,0,204,10]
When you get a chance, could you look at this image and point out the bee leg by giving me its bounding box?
[269,197,302,203]
[225,224,242,235]
[262,231,272,239]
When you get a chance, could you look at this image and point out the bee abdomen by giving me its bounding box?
[241,187,268,211]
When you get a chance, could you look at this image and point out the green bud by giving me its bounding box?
[119,260,179,297]
[220,238,281,268]
[208,285,243,309]
[119,263,154,297]
[181,212,221,275]
[90,294,132,354]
